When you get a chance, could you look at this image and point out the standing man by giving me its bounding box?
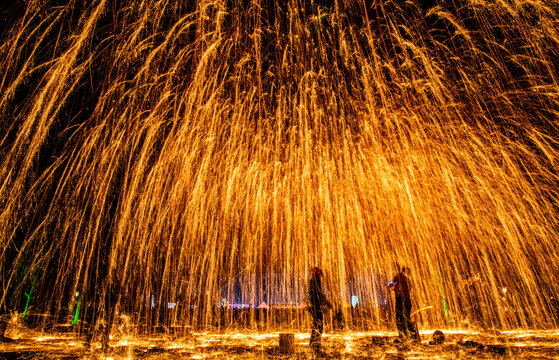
[390,266,416,341]
[308,266,331,354]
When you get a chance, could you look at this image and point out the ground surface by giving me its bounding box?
[1,327,559,359]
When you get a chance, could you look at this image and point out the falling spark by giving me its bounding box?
[0,0,558,333]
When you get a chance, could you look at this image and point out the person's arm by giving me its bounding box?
[319,287,332,309]
[389,275,397,290]
[325,295,332,309]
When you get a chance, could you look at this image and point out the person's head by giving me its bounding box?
[402,267,411,275]
[311,266,323,278]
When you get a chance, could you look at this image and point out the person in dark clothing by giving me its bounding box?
[390,267,417,341]
[308,266,331,353]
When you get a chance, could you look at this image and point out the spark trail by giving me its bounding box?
[0,0,558,331]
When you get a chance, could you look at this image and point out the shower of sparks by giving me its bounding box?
[0,0,558,334]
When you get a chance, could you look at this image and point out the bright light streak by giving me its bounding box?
[0,0,557,332]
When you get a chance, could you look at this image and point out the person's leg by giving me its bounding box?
[309,310,323,352]
[316,310,324,348]
[395,295,405,338]
[403,296,412,338]
[309,310,318,347]
[409,320,420,343]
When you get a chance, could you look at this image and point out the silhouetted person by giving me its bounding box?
[308,266,331,353]
[390,267,416,341]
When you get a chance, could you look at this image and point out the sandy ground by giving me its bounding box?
[1,327,559,359]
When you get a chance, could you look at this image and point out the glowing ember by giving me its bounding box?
[0,0,558,341]
[0,330,558,358]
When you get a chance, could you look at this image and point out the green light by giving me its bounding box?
[318,7,329,22]
[71,296,80,325]
[313,7,329,34]
[440,288,448,318]
[22,288,33,319]
[438,273,448,319]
